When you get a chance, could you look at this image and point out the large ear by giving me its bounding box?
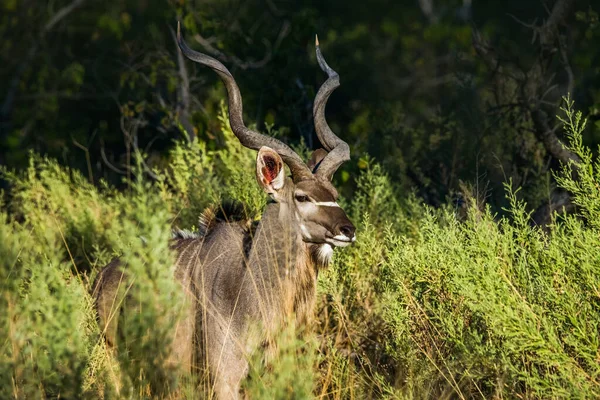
[307,148,328,173]
[256,146,286,195]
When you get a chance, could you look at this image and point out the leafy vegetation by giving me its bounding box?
[3,1,600,398]
[2,99,600,398]
[2,0,600,216]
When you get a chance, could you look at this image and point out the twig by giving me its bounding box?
[273,20,291,53]
[72,136,94,184]
[100,138,159,181]
[100,141,127,175]
[44,0,87,32]
[558,34,574,96]
[193,32,272,70]
[120,115,159,181]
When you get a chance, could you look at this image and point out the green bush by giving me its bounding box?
[2,98,600,398]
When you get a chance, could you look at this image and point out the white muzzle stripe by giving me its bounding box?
[313,201,340,207]
[332,234,354,242]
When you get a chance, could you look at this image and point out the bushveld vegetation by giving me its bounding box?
[2,98,600,399]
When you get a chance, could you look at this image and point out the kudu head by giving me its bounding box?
[177,25,355,250]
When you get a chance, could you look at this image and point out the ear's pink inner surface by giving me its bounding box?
[262,155,279,183]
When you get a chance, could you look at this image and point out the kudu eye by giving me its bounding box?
[295,194,310,203]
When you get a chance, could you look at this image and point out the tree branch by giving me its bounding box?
[44,0,87,33]
[193,32,272,70]
[170,27,195,142]
[530,105,580,166]
[539,0,575,48]
[190,19,290,71]
[472,0,580,225]
[472,27,501,73]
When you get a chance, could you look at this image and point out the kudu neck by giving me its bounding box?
[255,202,322,327]
[261,202,330,270]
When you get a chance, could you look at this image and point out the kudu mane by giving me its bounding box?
[171,201,253,241]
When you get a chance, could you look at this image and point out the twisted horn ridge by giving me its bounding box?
[177,22,312,181]
[313,35,350,180]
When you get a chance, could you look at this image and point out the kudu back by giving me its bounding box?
[93,23,355,399]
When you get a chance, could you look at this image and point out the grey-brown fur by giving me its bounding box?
[94,188,350,397]
[94,25,356,398]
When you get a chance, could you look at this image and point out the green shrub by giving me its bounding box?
[1,98,600,398]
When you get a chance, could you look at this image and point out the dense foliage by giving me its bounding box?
[2,0,600,214]
[3,1,600,398]
[2,99,600,398]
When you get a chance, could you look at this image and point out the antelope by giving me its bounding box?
[93,22,356,399]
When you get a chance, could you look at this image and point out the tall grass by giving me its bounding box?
[2,98,600,398]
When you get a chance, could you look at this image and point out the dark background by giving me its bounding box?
[1,0,599,222]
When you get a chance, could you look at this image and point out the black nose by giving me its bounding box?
[338,224,356,238]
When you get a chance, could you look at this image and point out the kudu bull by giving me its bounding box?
[94,23,355,398]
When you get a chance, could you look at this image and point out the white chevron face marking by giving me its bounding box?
[300,224,312,239]
[313,201,339,207]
